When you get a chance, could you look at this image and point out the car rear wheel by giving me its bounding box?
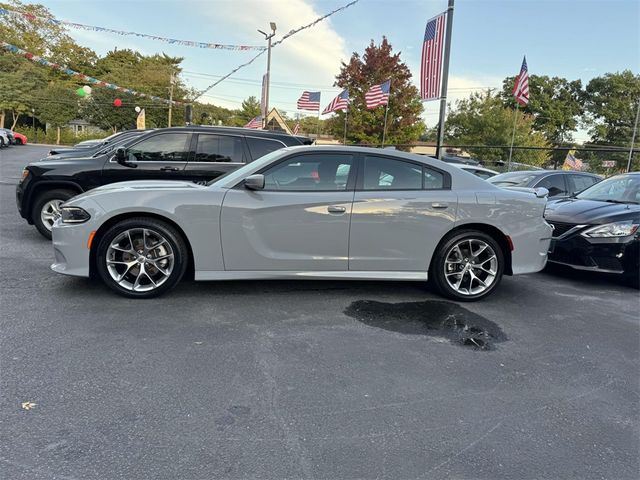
[430,230,504,301]
[32,189,76,239]
[95,217,188,298]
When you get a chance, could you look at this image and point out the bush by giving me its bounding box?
[13,126,108,145]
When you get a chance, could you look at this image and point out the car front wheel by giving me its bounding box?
[32,189,76,239]
[95,217,188,298]
[430,230,504,301]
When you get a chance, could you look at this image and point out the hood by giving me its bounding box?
[69,180,204,204]
[545,198,640,225]
[94,180,203,191]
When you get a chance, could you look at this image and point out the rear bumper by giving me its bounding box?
[548,233,639,275]
[510,220,553,275]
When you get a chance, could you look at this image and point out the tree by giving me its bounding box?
[36,84,78,144]
[583,70,640,146]
[0,56,47,129]
[80,88,137,132]
[501,75,583,145]
[238,96,261,123]
[445,92,550,166]
[329,37,424,146]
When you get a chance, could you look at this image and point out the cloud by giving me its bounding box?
[200,0,349,89]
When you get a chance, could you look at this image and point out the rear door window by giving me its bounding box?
[568,175,599,194]
[535,174,567,197]
[246,137,287,161]
[194,134,245,163]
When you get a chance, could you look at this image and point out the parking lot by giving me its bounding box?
[0,145,638,479]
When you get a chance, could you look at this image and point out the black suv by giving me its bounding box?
[17,126,312,238]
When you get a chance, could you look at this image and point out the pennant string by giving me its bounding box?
[0,7,266,51]
[1,41,180,105]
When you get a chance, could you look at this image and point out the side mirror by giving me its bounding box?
[244,174,265,190]
[115,147,127,163]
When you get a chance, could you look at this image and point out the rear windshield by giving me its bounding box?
[488,172,537,187]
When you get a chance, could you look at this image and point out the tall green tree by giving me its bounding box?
[80,88,137,132]
[0,56,47,129]
[36,84,78,144]
[238,96,261,123]
[501,75,583,144]
[583,70,640,146]
[329,37,424,146]
[445,92,550,166]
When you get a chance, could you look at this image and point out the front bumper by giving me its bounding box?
[50,200,104,278]
[548,231,639,275]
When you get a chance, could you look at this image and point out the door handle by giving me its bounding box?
[327,205,347,214]
[431,202,449,209]
[160,166,180,172]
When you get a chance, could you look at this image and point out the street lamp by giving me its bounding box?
[258,22,276,129]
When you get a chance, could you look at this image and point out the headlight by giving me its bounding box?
[581,221,639,238]
[20,169,29,182]
[60,206,91,224]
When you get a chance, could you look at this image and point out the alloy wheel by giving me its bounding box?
[443,238,498,296]
[105,228,175,292]
[40,200,64,231]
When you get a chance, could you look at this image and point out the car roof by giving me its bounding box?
[493,170,600,177]
[154,126,310,142]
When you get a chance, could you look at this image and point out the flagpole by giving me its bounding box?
[627,98,640,172]
[316,93,322,142]
[343,108,348,145]
[435,0,455,159]
[382,103,389,147]
[507,105,518,171]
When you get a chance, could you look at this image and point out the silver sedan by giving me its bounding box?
[51,146,552,300]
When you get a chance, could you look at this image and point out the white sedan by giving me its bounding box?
[51,146,552,300]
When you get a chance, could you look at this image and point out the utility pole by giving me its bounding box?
[167,71,175,127]
[436,0,455,159]
[258,22,276,129]
[627,99,640,172]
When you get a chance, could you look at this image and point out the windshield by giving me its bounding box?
[576,174,640,204]
[488,172,538,187]
[206,148,291,186]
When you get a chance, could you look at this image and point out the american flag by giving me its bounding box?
[365,80,391,109]
[322,89,349,114]
[513,56,529,106]
[293,122,300,135]
[562,150,583,171]
[297,91,321,111]
[420,12,446,101]
[244,116,262,129]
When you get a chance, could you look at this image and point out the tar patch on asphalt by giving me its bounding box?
[344,300,507,350]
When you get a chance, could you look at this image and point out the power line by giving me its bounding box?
[191,0,360,101]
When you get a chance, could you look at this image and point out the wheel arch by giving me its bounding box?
[430,223,513,276]
[89,212,196,280]
[27,181,84,222]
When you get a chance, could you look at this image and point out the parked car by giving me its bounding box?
[544,172,639,286]
[0,130,9,147]
[454,164,499,179]
[48,130,144,156]
[488,170,601,199]
[12,131,27,145]
[47,130,148,160]
[50,145,552,300]
[441,155,480,166]
[1,128,15,145]
[17,126,313,238]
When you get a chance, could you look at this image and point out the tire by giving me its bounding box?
[95,217,188,298]
[32,189,76,239]
[430,230,505,301]
[15,138,22,145]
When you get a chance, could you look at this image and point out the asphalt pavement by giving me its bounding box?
[1,145,638,479]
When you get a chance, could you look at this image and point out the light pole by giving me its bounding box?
[627,99,639,172]
[32,108,36,144]
[258,22,276,129]
[168,71,175,127]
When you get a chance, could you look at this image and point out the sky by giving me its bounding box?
[35,0,640,141]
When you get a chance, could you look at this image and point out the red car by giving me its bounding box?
[13,132,27,145]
